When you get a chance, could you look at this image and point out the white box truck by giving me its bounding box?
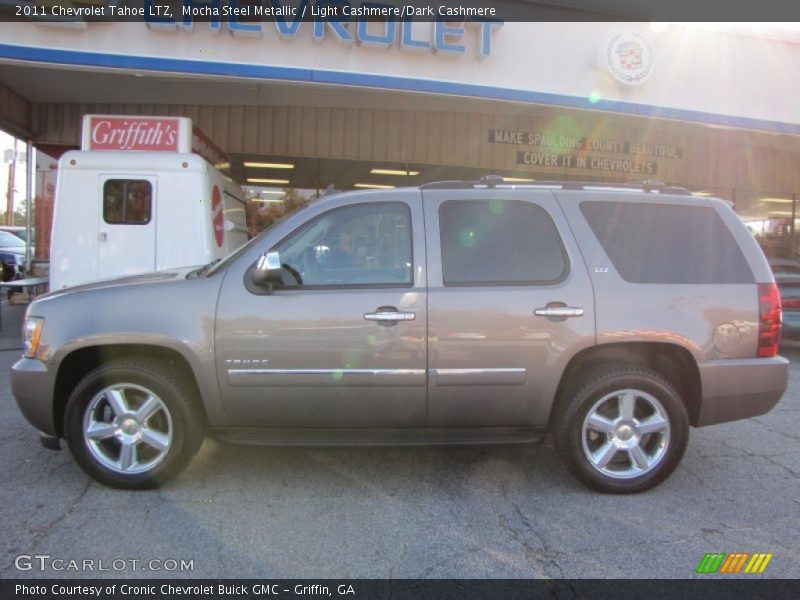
[50,115,248,290]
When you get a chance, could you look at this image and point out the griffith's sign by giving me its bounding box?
[81,115,230,168]
[84,116,180,152]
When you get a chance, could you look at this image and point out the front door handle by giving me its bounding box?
[364,310,416,323]
[534,306,584,318]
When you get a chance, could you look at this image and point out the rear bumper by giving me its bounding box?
[696,356,789,427]
[11,357,57,436]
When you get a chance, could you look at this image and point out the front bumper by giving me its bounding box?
[696,356,789,427]
[11,357,57,436]
[2,256,25,278]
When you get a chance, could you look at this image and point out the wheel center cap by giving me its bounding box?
[616,424,634,441]
[120,418,140,436]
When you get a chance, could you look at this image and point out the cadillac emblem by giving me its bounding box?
[600,31,654,86]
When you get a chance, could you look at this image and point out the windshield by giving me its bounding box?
[13,229,32,242]
[0,230,25,248]
[204,224,274,277]
[202,195,321,278]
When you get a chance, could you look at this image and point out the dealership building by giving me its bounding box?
[0,16,799,254]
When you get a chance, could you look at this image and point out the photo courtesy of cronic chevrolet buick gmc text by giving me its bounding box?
[10,178,789,493]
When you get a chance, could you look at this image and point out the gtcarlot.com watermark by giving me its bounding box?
[14,554,194,573]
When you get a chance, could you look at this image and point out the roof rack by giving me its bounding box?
[420,175,693,196]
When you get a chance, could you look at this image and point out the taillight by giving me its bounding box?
[757,283,782,357]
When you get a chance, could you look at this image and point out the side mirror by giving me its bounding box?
[251,251,283,288]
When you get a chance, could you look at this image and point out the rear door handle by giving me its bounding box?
[534,307,584,318]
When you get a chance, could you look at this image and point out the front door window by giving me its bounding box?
[275,202,412,288]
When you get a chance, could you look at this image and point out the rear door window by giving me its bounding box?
[439,199,567,286]
[103,180,152,225]
[580,201,754,284]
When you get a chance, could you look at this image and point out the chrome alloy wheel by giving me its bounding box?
[82,384,173,475]
[581,389,671,480]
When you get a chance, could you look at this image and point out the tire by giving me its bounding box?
[553,363,689,494]
[64,357,204,490]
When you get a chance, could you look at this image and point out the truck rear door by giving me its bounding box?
[422,187,596,427]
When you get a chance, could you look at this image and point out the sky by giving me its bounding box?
[682,22,800,42]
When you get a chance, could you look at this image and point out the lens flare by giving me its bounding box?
[489,199,507,215]
[459,229,478,247]
[542,116,584,156]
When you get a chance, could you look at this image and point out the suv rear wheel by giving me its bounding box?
[64,357,204,489]
[553,363,689,493]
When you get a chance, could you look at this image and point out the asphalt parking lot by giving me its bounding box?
[1,303,799,580]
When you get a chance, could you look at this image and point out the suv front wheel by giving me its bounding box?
[64,357,204,489]
[553,363,689,493]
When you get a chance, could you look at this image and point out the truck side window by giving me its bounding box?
[275,202,413,288]
[103,180,152,225]
[439,199,567,286]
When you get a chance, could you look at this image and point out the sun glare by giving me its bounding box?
[681,22,800,42]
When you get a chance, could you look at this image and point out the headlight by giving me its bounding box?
[23,317,44,359]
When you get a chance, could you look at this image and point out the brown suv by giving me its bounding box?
[11,178,789,493]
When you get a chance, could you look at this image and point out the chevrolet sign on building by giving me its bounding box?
[0,4,799,258]
[144,4,503,59]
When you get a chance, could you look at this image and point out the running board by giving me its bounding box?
[212,426,546,447]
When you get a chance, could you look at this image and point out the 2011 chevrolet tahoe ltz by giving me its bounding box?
[11,177,789,493]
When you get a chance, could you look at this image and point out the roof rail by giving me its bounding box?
[420,176,693,196]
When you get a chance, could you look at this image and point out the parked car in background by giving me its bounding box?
[0,229,27,281]
[0,225,35,244]
[11,179,789,494]
[769,258,800,341]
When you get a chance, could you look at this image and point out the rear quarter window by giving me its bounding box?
[580,201,754,284]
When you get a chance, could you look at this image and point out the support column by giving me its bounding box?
[25,139,33,273]
[792,192,797,261]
